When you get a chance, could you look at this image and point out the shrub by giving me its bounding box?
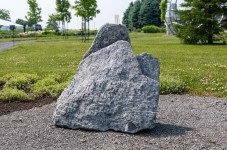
[4,73,39,91]
[142,25,166,33]
[46,74,63,83]
[160,76,187,94]
[0,88,29,102]
[32,76,69,97]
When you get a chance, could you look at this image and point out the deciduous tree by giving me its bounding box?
[159,0,167,22]
[72,0,100,42]
[55,0,71,38]
[46,14,59,31]
[16,19,28,32]
[26,0,42,26]
[0,9,11,21]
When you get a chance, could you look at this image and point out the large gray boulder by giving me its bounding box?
[53,24,160,133]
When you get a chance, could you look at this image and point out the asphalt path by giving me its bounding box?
[0,40,35,52]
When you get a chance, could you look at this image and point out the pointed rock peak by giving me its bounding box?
[83,23,131,59]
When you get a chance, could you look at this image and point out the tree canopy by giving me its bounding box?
[0,9,11,21]
[16,19,28,32]
[122,0,161,30]
[176,0,227,44]
[55,0,71,24]
[25,0,42,26]
[132,0,142,29]
[159,0,167,22]
[122,2,134,30]
[139,0,161,27]
[46,14,59,30]
[72,0,100,21]
[72,0,100,42]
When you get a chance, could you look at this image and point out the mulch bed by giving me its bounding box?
[0,97,56,116]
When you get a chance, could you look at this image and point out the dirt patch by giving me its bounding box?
[0,97,56,116]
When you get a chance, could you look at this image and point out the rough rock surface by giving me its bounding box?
[83,23,131,59]
[53,24,160,133]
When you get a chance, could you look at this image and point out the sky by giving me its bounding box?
[0,0,136,30]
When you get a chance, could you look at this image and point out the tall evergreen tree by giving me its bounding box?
[132,0,142,29]
[139,0,161,27]
[176,0,227,44]
[122,2,134,29]
[128,2,134,31]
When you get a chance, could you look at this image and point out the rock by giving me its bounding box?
[53,24,160,133]
[83,23,131,59]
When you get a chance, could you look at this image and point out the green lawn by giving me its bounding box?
[0,33,226,99]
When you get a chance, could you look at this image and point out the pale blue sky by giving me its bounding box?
[0,0,136,29]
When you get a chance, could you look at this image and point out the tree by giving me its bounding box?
[123,0,162,30]
[159,0,167,22]
[72,0,100,42]
[132,0,142,29]
[122,2,134,29]
[46,14,59,31]
[176,0,227,44]
[26,0,42,27]
[139,0,161,27]
[16,19,28,32]
[127,2,134,31]
[55,0,71,38]
[0,9,11,21]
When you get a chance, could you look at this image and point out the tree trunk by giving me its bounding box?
[88,20,90,42]
[208,34,213,44]
[62,22,64,39]
[84,20,87,43]
[23,25,26,32]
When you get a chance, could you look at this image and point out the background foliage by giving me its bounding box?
[122,0,162,31]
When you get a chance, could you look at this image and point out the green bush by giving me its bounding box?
[46,74,63,83]
[160,76,187,94]
[0,88,29,101]
[32,76,69,97]
[3,73,39,91]
[142,25,166,33]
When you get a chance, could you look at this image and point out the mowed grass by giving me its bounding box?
[0,33,226,98]
[131,33,227,97]
[0,37,90,76]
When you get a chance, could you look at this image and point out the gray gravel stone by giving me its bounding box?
[1,95,227,150]
[53,40,160,133]
[83,23,130,59]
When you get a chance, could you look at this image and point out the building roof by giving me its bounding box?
[0,19,23,27]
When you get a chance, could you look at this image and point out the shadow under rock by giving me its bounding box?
[136,123,193,137]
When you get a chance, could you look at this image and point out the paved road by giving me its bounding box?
[0,40,35,52]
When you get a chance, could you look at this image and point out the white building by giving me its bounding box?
[0,19,23,30]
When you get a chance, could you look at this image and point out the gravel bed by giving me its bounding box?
[0,94,226,150]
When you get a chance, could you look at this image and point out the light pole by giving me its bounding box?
[9,25,16,46]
